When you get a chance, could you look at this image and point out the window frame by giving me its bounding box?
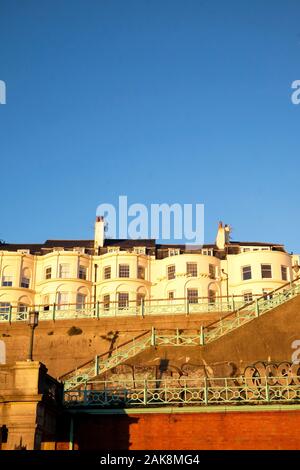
[167,264,176,280]
[78,265,87,280]
[103,266,111,280]
[187,288,198,304]
[59,264,71,279]
[261,264,272,279]
[186,262,197,277]
[242,265,252,281]
[119,264,130,278]
[281,265,288,281]
[118,292,129,309]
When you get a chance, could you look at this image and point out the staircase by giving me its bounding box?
[203,277,300,344]
[62,277,300,390]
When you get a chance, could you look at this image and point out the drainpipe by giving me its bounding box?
[93,264,98,309]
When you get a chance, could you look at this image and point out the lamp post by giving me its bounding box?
[27,311,39,361]
[221,269,229,302]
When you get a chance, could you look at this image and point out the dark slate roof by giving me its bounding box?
[44,239,94,248]
[230,241,284,247]
[104,239,156,248]
[0,243,44,254]
[0,238,286,256]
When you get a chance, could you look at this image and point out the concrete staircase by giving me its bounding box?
[62,277,300,390]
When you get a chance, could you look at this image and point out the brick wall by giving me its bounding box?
[69,409,300,450]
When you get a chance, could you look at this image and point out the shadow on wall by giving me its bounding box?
[55,412,139,450]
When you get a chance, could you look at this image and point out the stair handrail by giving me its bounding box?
[60,329,151,381]
[204,275,300,333]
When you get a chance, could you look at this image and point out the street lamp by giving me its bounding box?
[221,269,229,302]
[27,311,39,361]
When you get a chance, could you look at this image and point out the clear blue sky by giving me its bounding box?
[0,0,299,251]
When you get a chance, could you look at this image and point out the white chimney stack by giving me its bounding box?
[94,216,105,251]
[216,221,231,249]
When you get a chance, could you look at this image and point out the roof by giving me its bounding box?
[230,241,284,247]
[0,238,286,256]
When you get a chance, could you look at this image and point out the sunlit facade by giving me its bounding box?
[0,219,299,318]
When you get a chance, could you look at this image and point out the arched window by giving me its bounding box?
[57,292,68,310]
[21,268,31,289]
[76,293,86,311]
[76,287,88,311]
[1,267,13,287]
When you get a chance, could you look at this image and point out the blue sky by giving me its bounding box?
[0,0,299,251]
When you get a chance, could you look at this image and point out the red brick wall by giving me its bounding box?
[71,410,300,450]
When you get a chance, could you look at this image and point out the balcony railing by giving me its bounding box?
[0,295,250,323]
[1,277,299,323]
[64,375,300,408]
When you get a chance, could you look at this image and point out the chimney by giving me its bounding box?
[94,216,105,251]
[216,221,226,250]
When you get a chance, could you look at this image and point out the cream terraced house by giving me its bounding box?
[0,218,299,320]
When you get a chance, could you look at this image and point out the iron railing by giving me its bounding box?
[62,278,300,390]
[64,375,300,408]
[204,278,300,344]
[0,297,247,323]
[62,328,206,390]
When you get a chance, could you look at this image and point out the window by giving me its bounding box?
[78,265,87,280]
[20,277,30,288]
[138,266,145,279]
[45,266,52,280]
[208,289,216,304]
[209,264,216,279]
[0,302,10,313]
[76,293,86,311]
[18,303,28,312]
[187,288,198,304]
[262,289,273,300]
[167,265,175,280]
[59,264,70,278]
[133,247,146,255]
[43,295,50,311]
[261,264,272,279]
[103,266,111,280]
[136,293,145,306]
[168,291,175,300]
[119,264,130,278]
[103,294,110,311]
[242,265,252,281]
[168,248,180,256]
[202,249,213,256]
[57,292,68,310]
[281,265,288,281]
[1,276,12,287]
[243,292,253,303]
[107,246,119,253]
[187,263,197,277]
[118,292,129,309]
[242,248,251,252]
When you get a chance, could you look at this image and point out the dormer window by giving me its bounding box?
[202,249,213,256]
[107,246,120,253]
[133,247,146,255]
[168,248,180,257]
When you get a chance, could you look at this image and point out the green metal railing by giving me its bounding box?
[64,375,300,408]
[203,278,300,344]
[0,298,246,323]
[62,328,207,390]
